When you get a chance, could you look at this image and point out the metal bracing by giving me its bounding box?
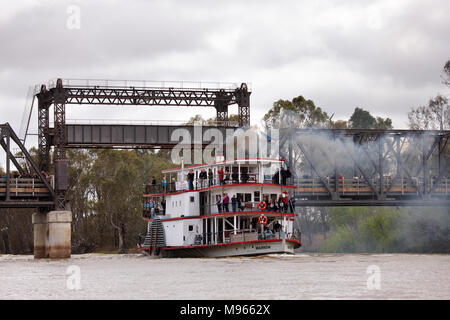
[0,123,55,208]
[236,83,250,127]
[36,85,52,173]
[281,128,450,206]
[53,79,68,210]
[63,86,236,106]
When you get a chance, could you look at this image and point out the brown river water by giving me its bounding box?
[0,253,448,299]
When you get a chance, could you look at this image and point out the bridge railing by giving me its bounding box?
[65,118,239,127]
[39,78,249,91]
[0,177,54,197]
[296,177,449,195]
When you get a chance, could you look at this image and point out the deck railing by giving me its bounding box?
[142,200,296,219]
[186,227,301,247]
[143,174,293,195]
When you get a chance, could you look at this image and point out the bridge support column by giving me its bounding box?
[32,211,72,259]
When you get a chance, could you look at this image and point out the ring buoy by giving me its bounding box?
[257,201,267,210]
[259,214,268,225]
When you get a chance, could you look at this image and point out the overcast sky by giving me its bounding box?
[1,0,449,169]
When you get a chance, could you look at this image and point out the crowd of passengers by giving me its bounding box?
[144,166,294,193]
[187,166,293,190]
[215,193,296,214]
[143,198,166,218]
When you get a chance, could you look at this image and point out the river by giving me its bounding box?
[0,253,448,299]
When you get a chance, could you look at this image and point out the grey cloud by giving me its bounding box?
[0,0,449,137]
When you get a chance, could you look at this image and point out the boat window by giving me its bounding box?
[237,193,252,202]
[190,196,195,202]
[188,225,194,231]
[254,191,260,202]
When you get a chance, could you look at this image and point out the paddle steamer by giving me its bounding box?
[138,157,301,257]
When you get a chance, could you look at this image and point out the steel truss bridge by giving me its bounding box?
[279,128,449,206]
[1,78,449,209]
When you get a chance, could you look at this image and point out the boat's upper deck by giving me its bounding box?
[144,157,294,195]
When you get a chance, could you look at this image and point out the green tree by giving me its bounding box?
[348,107,393,129]
[263,95,331,129]
[331,120,348,129]
[185,114,239,126]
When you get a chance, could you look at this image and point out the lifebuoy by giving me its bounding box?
[257,201,267,210]
[259,214,268,225]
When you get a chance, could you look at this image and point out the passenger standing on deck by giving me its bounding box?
[232,168,239,184]
[278,195,283,212]
[241,168,249,184]
[289,194,296,213]
[270,198,277,212]
[282,194,289,212]
[199,169,207,188]
[162,176,167,192]
[272,170,280,184]
[224,168,230,184]
[231,194,237,212]
[237,195,244,211]
[208,168,214,186]
[285,167,292,185]
[216,195,222,213]
[223,193,230,212]
[187,169,194,190]
[149,199,155,218]
[218,167,224,185]
[280,167,287,185]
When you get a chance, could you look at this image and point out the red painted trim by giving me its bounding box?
[161,157,285,173]
[142,211,298,223]
[158,238,302,251]
[143,182,296,197]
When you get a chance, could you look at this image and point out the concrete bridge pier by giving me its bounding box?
[32,211,72,259]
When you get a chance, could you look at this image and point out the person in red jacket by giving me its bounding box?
[218,167,224,185]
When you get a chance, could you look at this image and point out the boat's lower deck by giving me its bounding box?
[139,238,301,258]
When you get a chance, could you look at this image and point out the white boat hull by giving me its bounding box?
[159,239,299,258]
